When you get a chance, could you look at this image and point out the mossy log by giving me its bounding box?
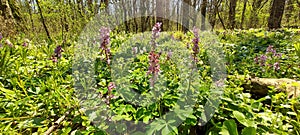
[229,75,300,98]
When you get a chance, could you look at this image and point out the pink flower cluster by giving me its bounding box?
[254,45,282,71]
[152,22,162,40]
[105,82,116,104]
[99,27,111,65]
[147,51,161,76]
[51,45,64,63]
[192,27,200,62]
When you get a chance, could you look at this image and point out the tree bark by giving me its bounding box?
[156,0,164,30]
[26,0,35,32]
[36,0,52,41]
[228,0,237,29]
[248,0,268,28]
[285,0,294,27]
[201,0,207,30]
[268,0,286,29]
[140,0,146,32]
[182,0,191,32]
[240,0,247,29]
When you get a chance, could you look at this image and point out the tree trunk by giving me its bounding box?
[285,0,294,27]
[176,0,180,30]
[248,0,268,28]
[217,3,226,30]
[268,0,286,29]
[240,0,247,29]
[26,0,35,32]
[156,0,164,30]
[140,0,146,32]
[201,0,207,30]
[36,0,52,41]
[120,0,129,32]
[182,0,191,32]
[164,0,170,31]
[228,0,237,29]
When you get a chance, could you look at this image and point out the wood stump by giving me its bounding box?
[229,75,300,98]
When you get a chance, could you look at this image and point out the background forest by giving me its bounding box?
[1,0,299,39]
[0,0,300,135]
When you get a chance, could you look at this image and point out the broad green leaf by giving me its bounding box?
[233,111,256,128]
[241,127,256,135]
[220,119,238,135]
[161,126,172,135]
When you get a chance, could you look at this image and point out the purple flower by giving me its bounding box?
[51,56,58,63]
[274,62,280,70]
[266,45,276,54]
[275,53,282,58]
[147,51,160,75]
[23,42,28,47]
[192,26,199,37]
[100,27,110,49]
[167,51,172,60]
[152,22,162,39]
[254,56,259,64]
[0,33,2,40]
[192,27,200,62]
[108,82,116,91]
[54,45,63,58]
[260,55,267,66]
[99,27,112,65]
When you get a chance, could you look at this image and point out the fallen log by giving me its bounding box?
[229,75,300,98]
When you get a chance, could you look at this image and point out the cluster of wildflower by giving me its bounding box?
[51,45,64,63]
[99,27,111,65]
[104,82,116,104]
[23,39,30,47]
[192,27,200,62]
[147,51,161,75]
[254,45,282,71]
[148,22,162,87]
[150,22,162,49]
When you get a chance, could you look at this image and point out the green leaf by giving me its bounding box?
[161,126,172,135]
[220,119,238,135]
[232,111,256,128]
[241,127,256,135]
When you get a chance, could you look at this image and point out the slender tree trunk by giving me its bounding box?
[182,0,191,32]
[217,5,226,30]
[240,0,247,29]
[156,0,164,30]
[228,0,237,29]
[285,0,294,27]
[249,0,268,28]
[120,0,129,32]
[209,0,222,31]
[133,0,138,33]
[176,0,180,30]
[26,0,34,32]
[140,0,146,32]
[36,0,52,41]
[201,0,208,30]
[268,0,286,29]
[165,0,170,31]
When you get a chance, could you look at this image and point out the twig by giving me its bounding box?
[44,109,73,135]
